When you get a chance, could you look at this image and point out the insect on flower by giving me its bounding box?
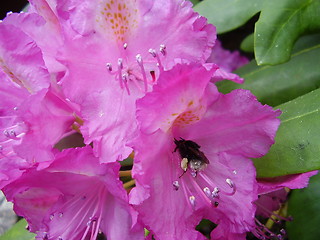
[174,138,209,177]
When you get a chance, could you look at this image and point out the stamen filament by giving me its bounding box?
[119,170,132,177]
[123,179,135,189]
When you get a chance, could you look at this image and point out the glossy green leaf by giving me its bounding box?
[255,0,320,65]
[189,0,200,6]
[253,88,320,178]
[217,34,320,106]
[0,219,35,240]
[287,173,320,240]
[194,0,263,34]
[240,33,254,53]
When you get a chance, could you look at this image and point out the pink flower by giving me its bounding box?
[130,63,281,239]
[3,6,66,74]
[250,171,318,239]
[3,147,143,240]
[0,70,30,188]
[39,0,216,163]
[207,39,249,84]
[0,19,77,180]
[208,39,249,73]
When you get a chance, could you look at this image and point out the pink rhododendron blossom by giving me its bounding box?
[257,170,318,195]
[2,11,65,74]
[0,22,50,93]
[0,70,30,188]
[3,147,143,240]
[208,39,249,73]
[130,63,281,239]
[0,19,77,174]
[13,89,77,169]
[37,0,216,163]
[207,39,249,84]
[250,171,318,239]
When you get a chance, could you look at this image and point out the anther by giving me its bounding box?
[226,178,234,188]
[159,44,166,56]
[10,130,16,137]
[117,58,123,69]
[136,54,142,64]
[106,63,112,71]
[212,187,219,198]
[277,234,283,240]
[123,43,128,49]
[203,187,211,198]
[189,195,196,207]
[136,54,148,92]
[3,130,9,137]
[173,180,180,191]
[280,229,286,235]
[214,201,219,207]
[148,49,157,58]
[13,107,18,111]
[6,11,13,16]
[122,73,130,95]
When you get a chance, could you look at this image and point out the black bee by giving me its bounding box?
[174,138,209,177]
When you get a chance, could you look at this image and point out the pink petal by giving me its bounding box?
[0,23,50,93]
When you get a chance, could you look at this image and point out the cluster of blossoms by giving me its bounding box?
[0,0,317,239]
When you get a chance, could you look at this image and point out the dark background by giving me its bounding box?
[0,0,28,20]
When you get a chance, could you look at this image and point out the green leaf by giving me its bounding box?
[217,34,320,106]
[0,219,35,240]
[240,33,254,53]
[253,88,320,178]
[189,0,200,6]
[255,0,320,65]
[287,173,320,240]
[194,0,263,34]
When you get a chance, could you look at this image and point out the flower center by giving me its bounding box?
[172,138,237,210]
[105,43,166,95]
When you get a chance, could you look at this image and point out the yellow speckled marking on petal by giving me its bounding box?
[97,0,139,43]
[0,58,32,92]
[174,110,200,126]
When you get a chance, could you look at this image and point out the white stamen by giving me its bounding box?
[135,54,148,92]
[159,44,166,56]
[173,180,180,191]
[10,130,16,137]
[122,73,130,95]
[148,48,157,58]
[212,187,219,198]
[3,130,9,137]
[189,195,196,207]
[117,58,123,69]
[136,54,142,63]
[123,43,128,49]
[203,187,211,198]
[226,178,234,188]
[106,63,112,71]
